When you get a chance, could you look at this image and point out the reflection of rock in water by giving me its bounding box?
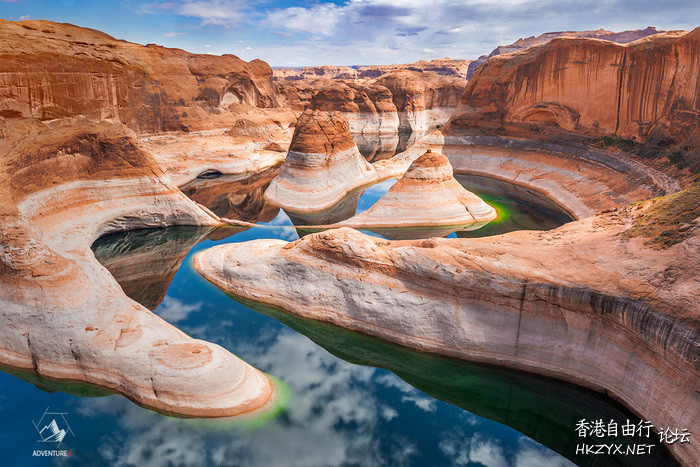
[92,227,214,310]
[354,130,423,162]
[180,167,280,223]
[455,174,575,238]
[339,150,497,240]
[241,300,678,467]
[284,185,367,226]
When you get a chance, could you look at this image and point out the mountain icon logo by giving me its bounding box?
[33,407,73,447]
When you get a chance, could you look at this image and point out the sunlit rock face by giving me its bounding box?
[0,19,278,132]
[0,116,274,418]
[465,26,664,78]
[194,190,700,466]
[264,110,380,213]
[340,150,496,239]
[275,70,465,135]
[453,28,700,169]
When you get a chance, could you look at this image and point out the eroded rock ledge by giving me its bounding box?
[195,191,699,464]
[0,117,275,417]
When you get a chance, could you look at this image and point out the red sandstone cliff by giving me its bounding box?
[0,20,278,132]
[466,27,664,78]
[277,70,465,134]
[453,29,700,172]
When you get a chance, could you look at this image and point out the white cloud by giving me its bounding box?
[163,31,187,37]
[177,0,248,26]
[155,296,202,323]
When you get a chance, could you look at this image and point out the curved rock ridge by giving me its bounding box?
[0,116,275,417]
[338,150,497,238]
[454,28,700,172]
[276,70,465,134]
[392,129,681,221]
[0,19,278,132]
[264,110,386,213]
[194,192,700,465]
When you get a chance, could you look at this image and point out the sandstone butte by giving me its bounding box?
[335,150,497,239]
[263,109,405,214]
[194,188,700,465]
[276,70,465,135]
[0,115,278,418]
[453,27,700,175]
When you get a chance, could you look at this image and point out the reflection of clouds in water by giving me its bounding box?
[439,432,575,467]
[356,178,397,214]
[77,330,421,465]
[154,296,202,323]
[374,372,437,413]
[76,329,569,466]
[259,210,299,242]
[514,440,575,467]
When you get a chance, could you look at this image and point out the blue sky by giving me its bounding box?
[1,0,698,66]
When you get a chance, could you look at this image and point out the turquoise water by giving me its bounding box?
[0,178,674,466]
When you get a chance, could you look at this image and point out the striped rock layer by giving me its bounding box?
[341,150,496,238]
[194,194,700,465]
[264,110,380,213]
[0,117,274,417]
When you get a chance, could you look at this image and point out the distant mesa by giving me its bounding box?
[273,58,474,81]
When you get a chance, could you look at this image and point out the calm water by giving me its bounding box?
[0,177,674,466]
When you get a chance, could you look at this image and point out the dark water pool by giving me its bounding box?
[0,177,674,466]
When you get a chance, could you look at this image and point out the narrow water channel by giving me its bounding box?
[0,176,675,466]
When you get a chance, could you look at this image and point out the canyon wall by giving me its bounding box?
[453,28,700,172]
[277,70,465,134]
[466,26,663,78]
[0,20,278,132]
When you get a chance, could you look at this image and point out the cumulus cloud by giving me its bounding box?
[145,0,251,26]
[256,0,698,65]
[155,296,202,323]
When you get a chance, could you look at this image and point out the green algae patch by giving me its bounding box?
[623,186,700,249]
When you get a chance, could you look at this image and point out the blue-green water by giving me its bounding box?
[0,178,674,466]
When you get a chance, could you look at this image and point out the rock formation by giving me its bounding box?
[0,19,278,133]
[92,227,215,310]
[194,189,700,465]
[453,28,700,173]
[0,116,275,417]
[274,58,473,81]
[263,110,382,213]
[180,167,280,223]
[466,26,663,78]
[276,70,465,135]
[338,150,497,239]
